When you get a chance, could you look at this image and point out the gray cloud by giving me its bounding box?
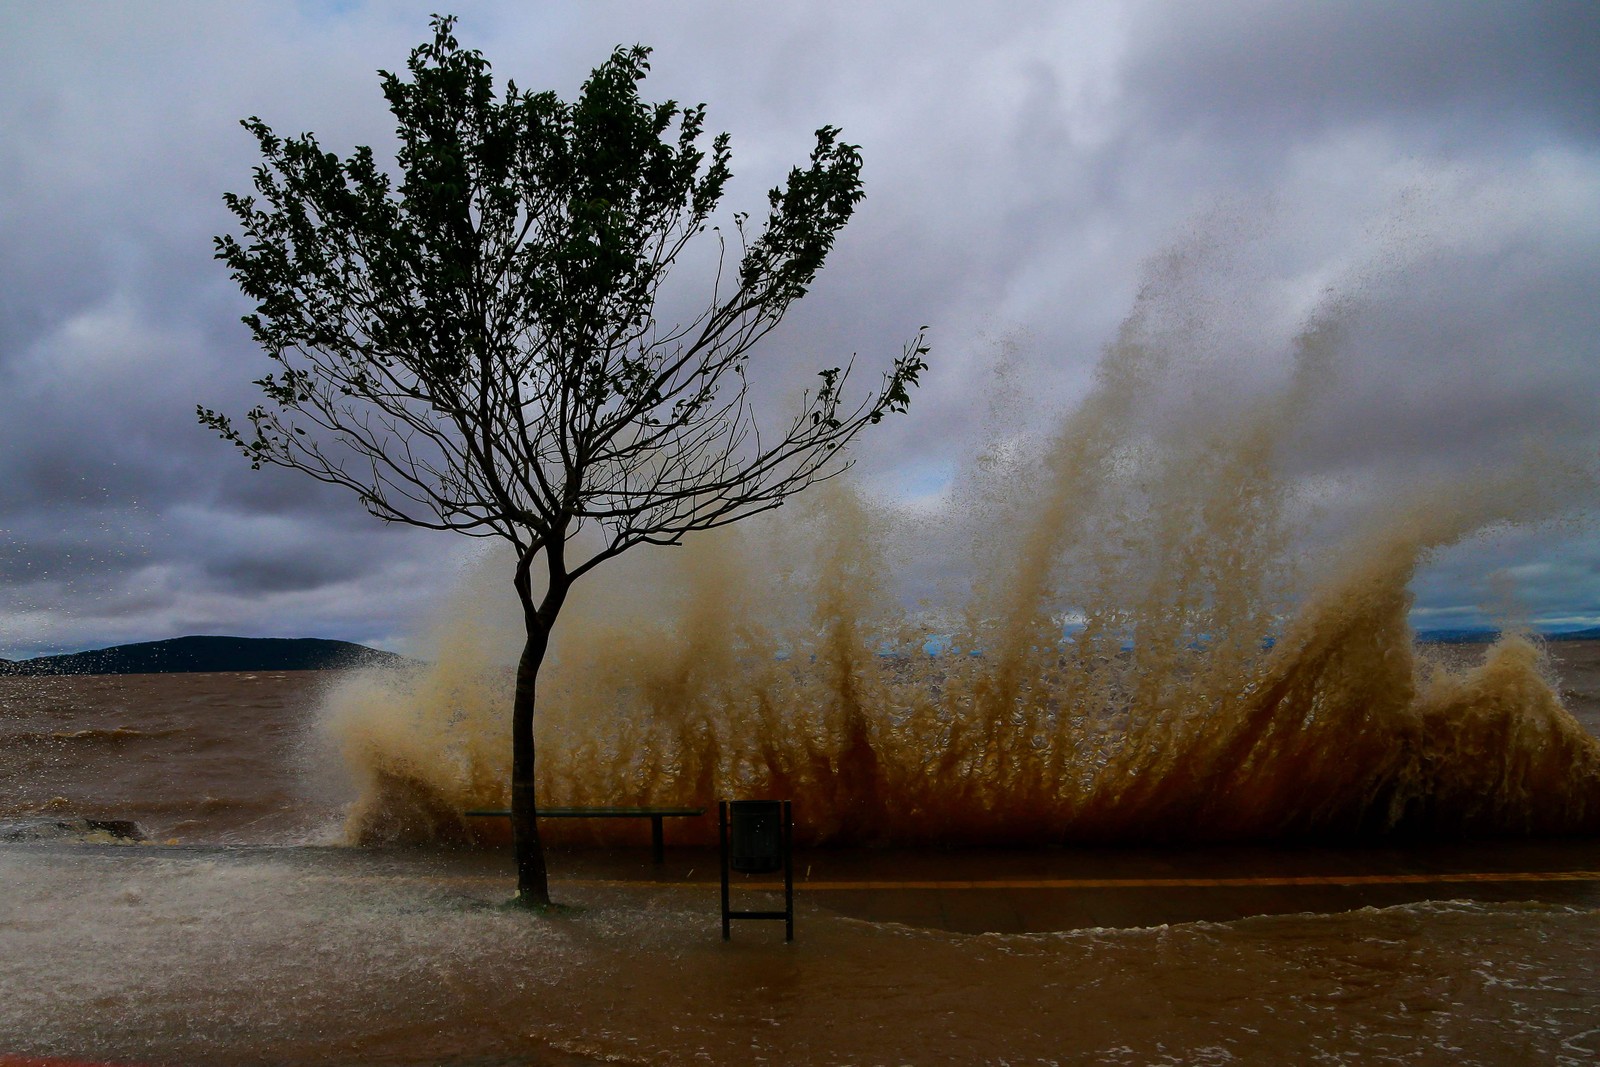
[3,1,1598,658]
[1123,1,1600,146]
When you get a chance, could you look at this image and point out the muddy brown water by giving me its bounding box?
[2,647,1599,1065]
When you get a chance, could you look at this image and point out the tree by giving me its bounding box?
[201,15,927,906]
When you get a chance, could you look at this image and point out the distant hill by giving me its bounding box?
[0,635,409,676]
[1415,628,1500,645]
[1416,626,1600,645]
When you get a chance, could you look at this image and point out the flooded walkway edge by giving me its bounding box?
[5,841,1600,1065]
[8,837,1600,933]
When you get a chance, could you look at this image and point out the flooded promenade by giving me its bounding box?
[4,836,1600,1066]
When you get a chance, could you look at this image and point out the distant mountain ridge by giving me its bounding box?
[0,635,408,676]
[1415,626,1600,645]
[2,629,1595,677]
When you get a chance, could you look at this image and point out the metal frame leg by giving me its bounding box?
[783,799,794,942]
[719,801,731,940]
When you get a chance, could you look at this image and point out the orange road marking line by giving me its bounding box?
[554,870,1600,891]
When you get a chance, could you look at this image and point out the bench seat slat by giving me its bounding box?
[460,806,705,863]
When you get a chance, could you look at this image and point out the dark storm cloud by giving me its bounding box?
[1286,208,1600,474]
[2,1,1598,656]
[1123,1,1600,144]
[0,2,466,656]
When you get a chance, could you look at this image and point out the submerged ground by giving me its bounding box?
[4,839,1600,1065]
[1,645,1599,1064]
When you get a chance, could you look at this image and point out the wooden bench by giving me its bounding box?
[463,806,705,863]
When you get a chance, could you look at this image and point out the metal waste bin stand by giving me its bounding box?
[719,799,793,941]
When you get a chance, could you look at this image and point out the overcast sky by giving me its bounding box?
[2,1,1598,658]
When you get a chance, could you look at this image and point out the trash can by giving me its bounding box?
[728,800,784,873]
[719,798,794,940]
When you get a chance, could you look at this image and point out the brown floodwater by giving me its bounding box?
[2,649,1598,1066]
[4,841,1599,1067]
[0,670,343,845]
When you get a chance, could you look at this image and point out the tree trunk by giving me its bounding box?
[511,542,570,908]
[511,623,551,906]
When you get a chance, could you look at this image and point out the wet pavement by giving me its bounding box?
[544,837,1600,933]
[10,836,1598,936]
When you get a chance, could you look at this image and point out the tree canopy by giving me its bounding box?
[203,17,926,582]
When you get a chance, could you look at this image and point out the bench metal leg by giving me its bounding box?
[651,815,665,864]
